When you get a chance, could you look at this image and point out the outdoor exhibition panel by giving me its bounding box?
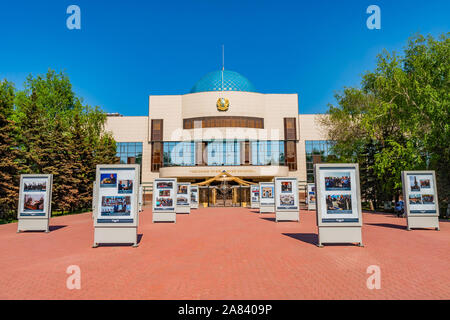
[250,184,260,209]
[92,181,96,219]
[402,171,439,231]
[176,183,191,214]
[190,185,199,209]
[152,178,177,223]
[139,184,143,212]
[307,183,316,211]
[17,174,53,232]
[274,177,299,222]
[93,164,140,247]
[259,182,275,213]
[314,163,363,247]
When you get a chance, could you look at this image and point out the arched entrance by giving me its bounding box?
[195,171,254,207]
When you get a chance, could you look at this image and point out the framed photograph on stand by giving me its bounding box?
[402,171,439,231]
[153,178,177,223]
[93,164,140,247]
[274,177,299,222]
[259,182,275,213]
[17,174,53,233]
[314,163,363,247]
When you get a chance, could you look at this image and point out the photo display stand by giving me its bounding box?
[92,181,96,220]
[153,178,177,223]
[307,183,316,211]
[250,185,260,209]
[274,177,299,222]
[176,182,191,214]
[190,185,199,209]
[17,174,53,232]
[259,182,275,213]
[402,171,440,231]
[93,164,140,247]
[138,184,143,212]
[315,163,363,247]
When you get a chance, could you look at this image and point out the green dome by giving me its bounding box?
[190,70,256,93]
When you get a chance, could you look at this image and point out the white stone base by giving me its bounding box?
[318,226,363,247]
[93,227,138,247]
[153,212,176,223]
[275,211,299,222]
[407,216,439,230]
[17,218,49,232]
[176,206,190,214]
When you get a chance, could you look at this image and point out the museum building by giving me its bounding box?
[106,70,334,205]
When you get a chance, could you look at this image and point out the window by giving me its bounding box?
[305,140,336,182]
[183,116,264,129]
[151,119,163,141]
[285,141,297,171]
[151,142,163,172]
[251,141,285,165]
[162,142,195,167]
[159,140,286,167]
[116,142,143,166]
[284,118,297,140]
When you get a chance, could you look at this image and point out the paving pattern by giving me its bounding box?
[0,207,449,299]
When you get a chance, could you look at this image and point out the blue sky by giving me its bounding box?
[0,0,448,115]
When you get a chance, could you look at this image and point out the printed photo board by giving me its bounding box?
[314,163,363,247]
[274,177,299,222]
[17,174,53,232]
[307,183,316,211]
[153,178,177,222]
[191,185,199,209]
[402,171,439,231]
[139,185,143,212]
[250,185,260,209]
[176,183,191,214]
[93,164,140,247]
[259,182,275,213]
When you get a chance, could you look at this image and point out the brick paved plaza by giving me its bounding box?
[0,207,449,300]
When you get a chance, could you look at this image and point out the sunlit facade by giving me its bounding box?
[106,70,330,187]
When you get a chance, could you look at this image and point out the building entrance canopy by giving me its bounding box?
[195,170,256,186]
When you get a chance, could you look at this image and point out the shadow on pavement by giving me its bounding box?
[366,223,406,230]
[282,233,318,246]
[260,217,276,222]
[49,225,67,232]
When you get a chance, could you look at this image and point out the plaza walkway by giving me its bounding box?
[0,207,449,299]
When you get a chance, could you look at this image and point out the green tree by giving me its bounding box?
[44,116,80,213]
[320,33,449,212]
[12,69,118,214]
[0,80,20,220]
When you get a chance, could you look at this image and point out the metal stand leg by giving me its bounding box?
[358,242,364,247]
[92,243,99,248]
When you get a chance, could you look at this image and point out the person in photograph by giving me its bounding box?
[325,172,351,191]
[326,195,352,212]
[178,185,188,194]
[409,194,422,204]
[422,194,434,204]
[158,181,173,189]
[100,173,117,187]
[419,179,431,188]
[101,196,131,215]
[118,180,133,193]
[24,181,46,192]
[23,194,45,211]
[281,182,292,193]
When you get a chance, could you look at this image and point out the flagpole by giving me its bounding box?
[222,45,224,92]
